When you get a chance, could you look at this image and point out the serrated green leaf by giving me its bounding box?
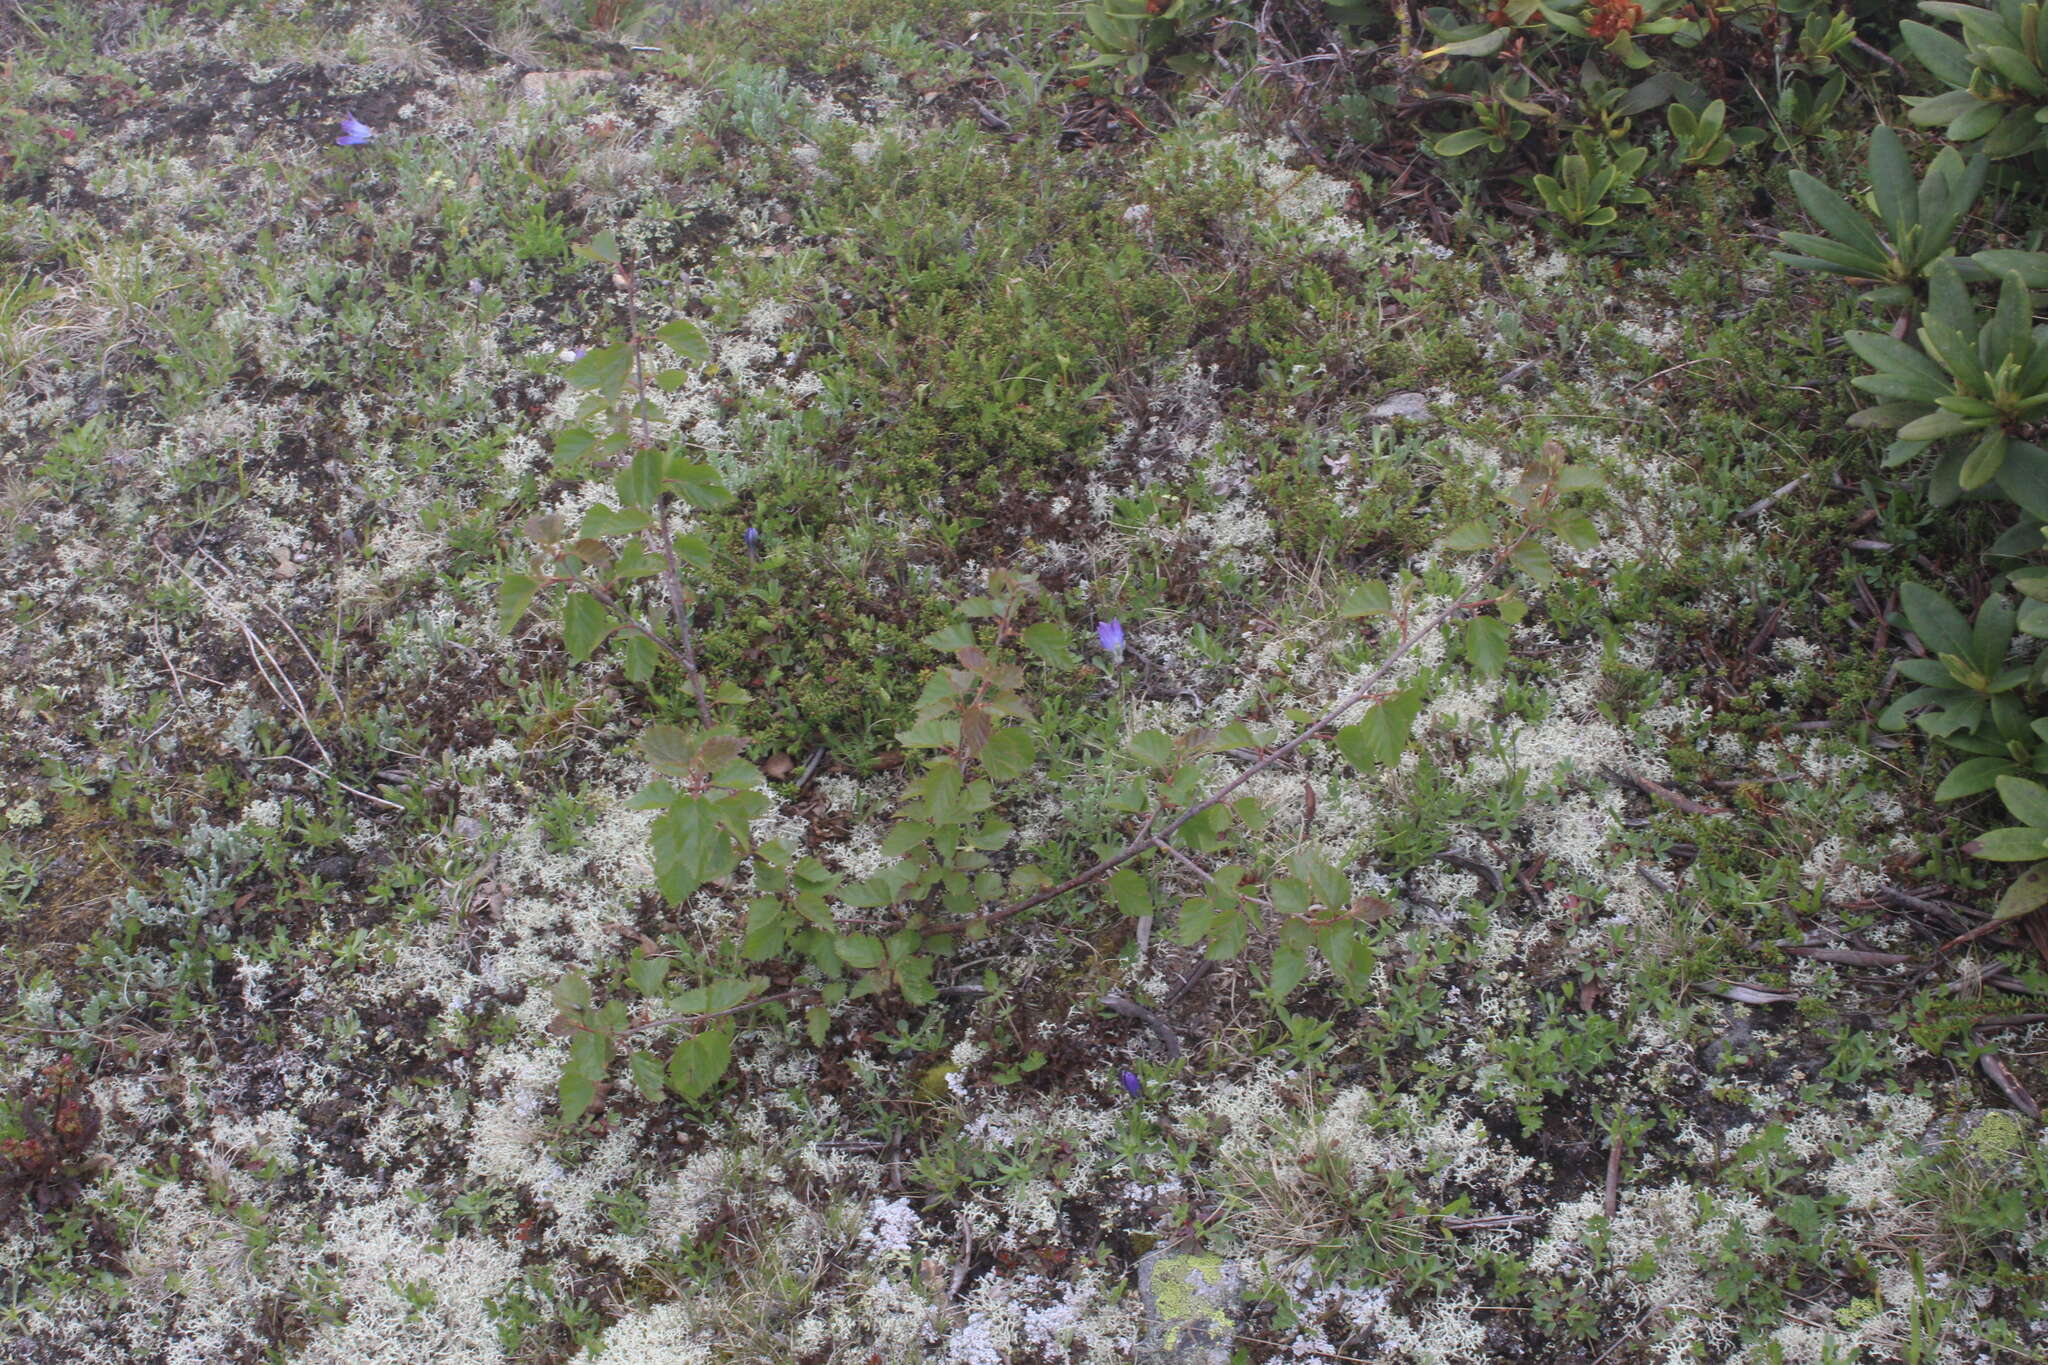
[1269,942,1309,1000]
[629,1050,666,1101]
[1339,581,1393,617]
[627,954,670,997]
[1509,541,1555,584]
[574,230,621,266]
[981,727,1036,780]
[1105,774,1149,813]
[615,449,665,508]
[1108,867,1152,918]
[558,1068,597,1123]
[643,723,701,777]
[836,934,885,969]
[498,572,541,635]
[923,621,977,652]
[1551,510,1600,549]
[652,796,740,903]
[668,460,733,510]
[666,1028,732,1101]
[1333,683,1428,770]
[552,972,593,1012]
[562,591,613,661]
[1127,730,1175,769]
[1464,616,1511,678]
[566,343,635,400]
[1020,622,1079,668]
[580,504,653,538]
[654,318,711,364]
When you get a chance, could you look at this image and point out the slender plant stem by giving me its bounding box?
[620,258,712,727]
[654,494,712,728]
[578,576,693,669]
[620,987,811,1037]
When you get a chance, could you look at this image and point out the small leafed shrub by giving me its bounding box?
[1844,261,2048,500]
[1902,0,2048,160]
[1773,125,1988,308]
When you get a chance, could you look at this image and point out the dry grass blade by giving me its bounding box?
[1600,766,1730,817]
[1977,1053,2041,1119]
[1781,943,1914,968]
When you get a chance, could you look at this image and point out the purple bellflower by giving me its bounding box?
[335,116,377,147]
[1119,1068,1142,1098]
[744,526,760,558]
[1097,619,1125,658]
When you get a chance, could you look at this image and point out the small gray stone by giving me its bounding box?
[1368,391,1430,421]
[1136,1248,1242,1363]
[310,854,355,883]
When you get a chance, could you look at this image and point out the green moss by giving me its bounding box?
[691,558,945,767]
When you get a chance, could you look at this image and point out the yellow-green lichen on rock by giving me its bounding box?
[1138,1249,1241,1363]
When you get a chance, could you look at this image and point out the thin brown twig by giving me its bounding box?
[1150,837,1214,884]
[160,544,334,767]
[1979,1052,2041,1118]
[194,546,338,712]
[577,575,694,669]
[1102,992,1183,1061]
[619,987,810,1037]
[1850,34,1907,75]
[1975,1013,2048,1032]
[1600,766,1729,817]
[146,620,186,703]
[249,753,404,811]
[1603,1123,1624,1219]
[1439,1211,1548,1230]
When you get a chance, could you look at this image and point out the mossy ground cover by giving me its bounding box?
[0,1,2044,1361]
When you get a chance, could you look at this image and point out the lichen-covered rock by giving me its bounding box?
[1137,1249,1242,1364]
[1920,1107,2037,1169]
[1368,391,1431,421]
